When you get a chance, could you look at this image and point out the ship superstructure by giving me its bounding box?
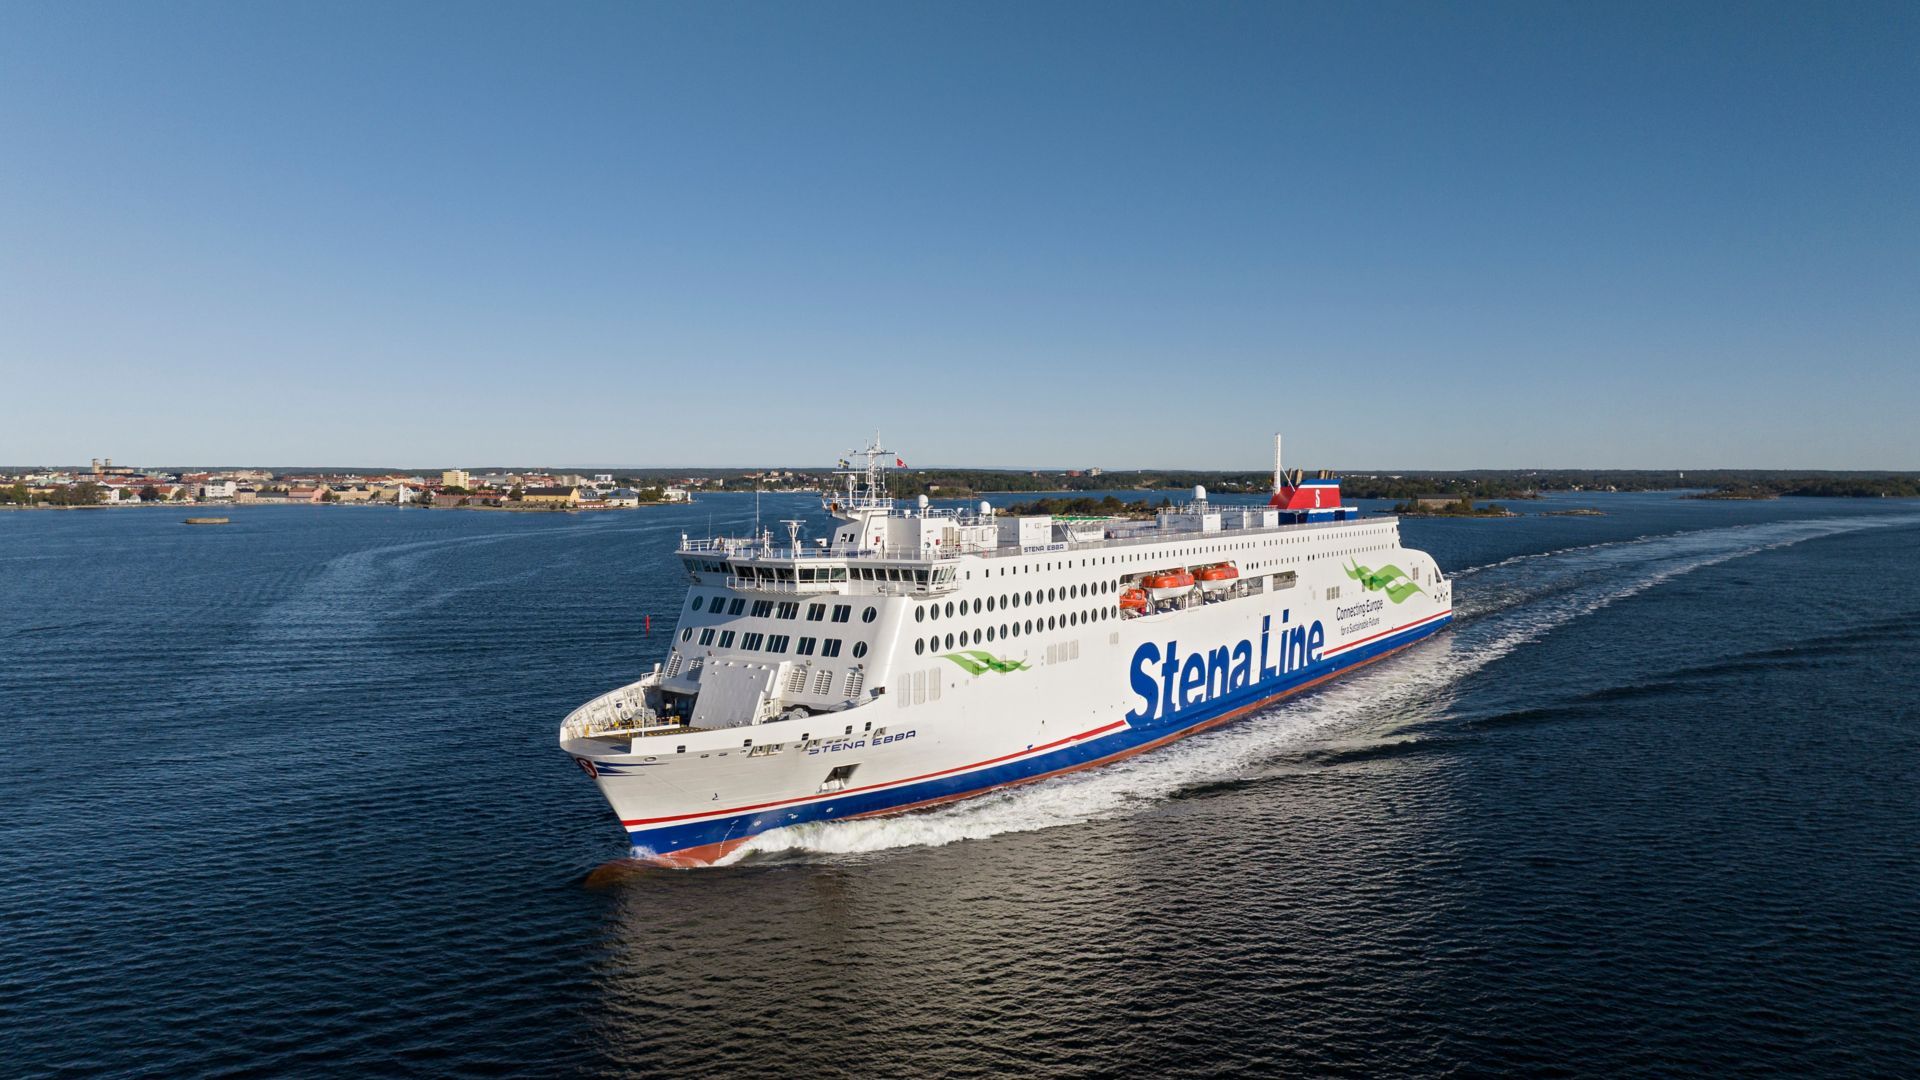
[560,435,1452,865]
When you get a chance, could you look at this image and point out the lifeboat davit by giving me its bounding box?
[1141,568,1195,601]
[1196,562,1240,592]
[1119,586,1149,614]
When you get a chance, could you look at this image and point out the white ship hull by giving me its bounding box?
[560,465,1453,865]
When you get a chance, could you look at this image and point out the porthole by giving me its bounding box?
[1047,588,1057,602]
[930,604,940,621]
[945,602,955,618]
[853,641,869,658]
[680,628,692,641]
[945,633,955,650]
[692,596,705,611]
[1000,623,1009,638]
[863,606,877,623]
[1025,591,1034,605]
[915,605,925,622]
[986,596,996,612]
[915,638,925,655]
[986,626,995,642]
[1048,616,1057,631]
[1025,619,1034,634]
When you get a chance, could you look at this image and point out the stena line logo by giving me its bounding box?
[1126,614,1325,724]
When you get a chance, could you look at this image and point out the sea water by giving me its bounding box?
[4,493,1916,1076]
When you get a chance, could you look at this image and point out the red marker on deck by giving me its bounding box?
[644,615,651,634]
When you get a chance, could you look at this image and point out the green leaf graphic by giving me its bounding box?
[1344,559,1425,604]
[941,651,1030,675]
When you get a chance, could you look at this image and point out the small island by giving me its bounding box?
[1543,508,1607,516]
[1391,496,1519,518]
[1684,486,1780,501]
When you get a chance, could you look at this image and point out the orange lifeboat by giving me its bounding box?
[1141,568,1195,601]
[1119,586,1149,614]
[1196,562,1240,593]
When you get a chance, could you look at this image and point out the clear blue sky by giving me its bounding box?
[2,2,1914,470]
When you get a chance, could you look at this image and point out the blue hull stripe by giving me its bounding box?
[626,613,1450,858]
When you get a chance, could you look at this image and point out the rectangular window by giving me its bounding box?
[821,638,843,658]
[751,600,774,618]
[742,632,765,650]
[797,636,817,656]
[699,629,716,645]
[718,630,736,648]
[831,604,852,623]
[768,634,790,652]
[776,601,799,619]
[806,603,826,622]
[728,598,746,616]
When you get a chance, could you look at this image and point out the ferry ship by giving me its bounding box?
[559,436,1453,865]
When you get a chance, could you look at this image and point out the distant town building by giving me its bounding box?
[442,469,472,489]
[521,485,580,507]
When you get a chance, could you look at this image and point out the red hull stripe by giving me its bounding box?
[621,719,1128,827]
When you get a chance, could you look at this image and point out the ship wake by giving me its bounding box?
[719,513,1920,866]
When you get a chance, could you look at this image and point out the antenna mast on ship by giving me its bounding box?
[831,433,895,512]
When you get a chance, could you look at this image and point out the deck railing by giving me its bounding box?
[560,674,683,740]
